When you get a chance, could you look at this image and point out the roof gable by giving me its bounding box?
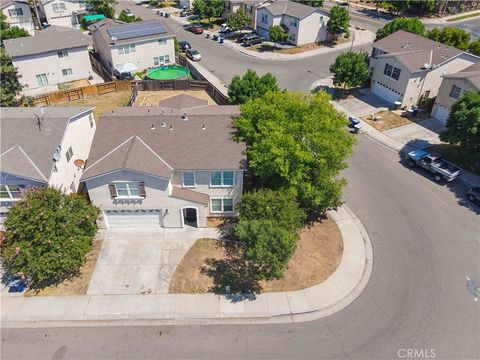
[0,146,48,183]
[157,94,209,110]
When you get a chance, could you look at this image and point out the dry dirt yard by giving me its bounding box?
[134,90,216,106]
[58,91,131,120]
[169,218,343,294]
[362,110,429,132]
[25,239,102,296]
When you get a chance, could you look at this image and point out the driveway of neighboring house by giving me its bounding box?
[383,118,446,149]
[337,89,391,117]
[87,227,219,295]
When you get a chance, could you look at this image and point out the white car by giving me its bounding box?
[220,23,230,33]
[186,49,201,61]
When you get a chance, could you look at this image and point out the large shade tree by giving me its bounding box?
[228,69,279,104]
[0,47,24,106]
[268,25,288,50]
[0,10,29,44]
[87,0,117,19]
[327,5,350,38]
[375,17,425,40]
[226,10,251,31]
[192,0,224,25]
[427,27,471,51]
[329,51,370,89]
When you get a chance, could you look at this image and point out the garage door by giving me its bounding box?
[433,105,450,123]
[104,210,163,228]
[372,81,401,105]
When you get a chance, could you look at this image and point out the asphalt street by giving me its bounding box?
[2,4,479,360]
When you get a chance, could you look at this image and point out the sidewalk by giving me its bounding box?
[1,205,373,327]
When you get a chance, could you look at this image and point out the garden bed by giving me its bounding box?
[168,218,343,294]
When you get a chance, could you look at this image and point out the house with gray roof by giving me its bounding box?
[1,0,34,34]
[38,0,88,30]
[431,62,480,122]
[223,0,274,30]
[90,18,175,76]
[255,0,329,45]
[3,26,94,94]
[0,107,96,223]
[369,30,480,108]
[81,101,246,229]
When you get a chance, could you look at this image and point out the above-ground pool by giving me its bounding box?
[146,65,190,80]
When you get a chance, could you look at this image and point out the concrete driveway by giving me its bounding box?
[87,227,218,295]
[383,117,446,149]
[337,90,390,117]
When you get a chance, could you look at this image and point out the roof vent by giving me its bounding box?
[161,122,166,127]
[111,36,117,42]
[169,125,173,130]
[151,124,155,130]
[182,112,188,120]
[53,152,61,162]
[201,124,206,130]
[162,109,165,115]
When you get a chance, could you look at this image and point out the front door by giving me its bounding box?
[182,208,198,227]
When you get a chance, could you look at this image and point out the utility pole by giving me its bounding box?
[349,31,355,52]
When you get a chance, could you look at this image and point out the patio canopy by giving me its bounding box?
[83,14,105,22]
[114,62,138,74]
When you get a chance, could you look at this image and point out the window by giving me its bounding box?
[183,172,195,187]
[289,33,296,42]
[261,13,268,24]
[0,185,22,200]
[118,44,135,55]
[62,68,73,76]
[320,15,324,23]
[449,85,463,99]
[154,56,164,66]
[211,198,234,213]
[89,114,94,128]
[164,55,170,63]
[8,8,23,16]
[210,171,234,187]
[158,39,167,45]
[114,182,142,197]
[52,3,67,12]
[290,19,297,27]
[247,5,252,13]
[384,63,401,80]
[57,50,68,58]
[65,146,73,162]
[36,73,48,86]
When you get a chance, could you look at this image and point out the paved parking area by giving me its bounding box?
[383,118,446,148]
[337,90,390,117]
[87,227,219,295]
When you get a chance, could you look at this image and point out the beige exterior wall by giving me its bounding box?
[2,2,34,33]
[41,0,86,29]
[370,56,411,106]
[431,77,477,119]
[12,46,93,90]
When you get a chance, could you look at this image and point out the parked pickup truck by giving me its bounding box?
[405,149,461,182]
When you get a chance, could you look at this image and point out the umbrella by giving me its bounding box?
[114,62,138,74]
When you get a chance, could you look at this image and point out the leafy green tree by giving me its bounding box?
[440,90,480,155]
[0,10,29,44]
[269,25,288,50]
[294,0,324,7]
[87,0,117,19]
[237,189,306,232]
[228,69,279,104]
[235,219,297,281]
[427,27,471,50]
[226,10,251,31]
[327,5,350,38]
[410,0,437,14]
[0,47,24,106]
[234,91,355,214]
[1,188,100,288]
[117,10,142,23]
[330,51,370,89]
[375,17,425,40]
[468,39,480,56]
[192,0,223,25]
[383,0,410,14]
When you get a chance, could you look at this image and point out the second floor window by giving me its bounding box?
[89,114,94,128]
[118,44,135,55]
[183,172,195,187]
[210,171,234,187]
[109,182,146,198]
[384,63,401,80]
[52,3,67,12]
[153,55,170,66]
[261,13,268,24]
[62,68,73,76]
[57,50,68,58]
[158,39,167,45]
[449,85,463,99]
[0,185,22,200]
[8,8,24,16]
[65,146,73,162]
[211,198,234,213]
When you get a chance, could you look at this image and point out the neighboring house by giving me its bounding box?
[3,26,93,92]
[431,62,480,123]
[1,0,35,34]
[81,95,246,229]
[39,0,88,29]
[179,0,194,9]
[369,30,480,108]
[223,0,272,30]
[0,107,96,223]
[255,0,329,46]
[90,19,175,74]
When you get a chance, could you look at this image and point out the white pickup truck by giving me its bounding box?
[405,150,461,182]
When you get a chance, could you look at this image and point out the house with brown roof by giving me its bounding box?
[80,95,246,229]
[431,62,480,123]
[369,30,479,108]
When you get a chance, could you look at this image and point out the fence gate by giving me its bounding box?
[97,82,117,95]
[66,88,84,102]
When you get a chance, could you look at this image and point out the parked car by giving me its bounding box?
[179,40,191,51]
[242,34,262,47]
[186,49,201,61]
[113,70,134,80]
[188,24,204,34]
[122,9,134,17]
[466,187,480,204]
[405,150,461,182]
[219,23,230,33]
[180,9,194,17]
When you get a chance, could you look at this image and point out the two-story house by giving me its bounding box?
[90,19,175,75]
[0,107,96,223]
[39,0,88,29]
[1,0,35,34]
[223,0,273,30]
[256,0,329,46]
[431,62,480,122]
[3,26,93,94]
[81,95,246,229]
[369,30,480,108]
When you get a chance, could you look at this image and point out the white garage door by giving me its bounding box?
[104,210,163,228]
[372,81,401,105]
[433,105,450,123]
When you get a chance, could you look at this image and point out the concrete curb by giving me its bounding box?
[1,205,373,328]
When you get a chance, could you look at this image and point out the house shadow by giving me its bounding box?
[399,140,480,215]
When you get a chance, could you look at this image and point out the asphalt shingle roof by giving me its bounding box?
[261,0,322,19]
[443,62,480,89]
[157,94,209,109]
[171,187,209,205]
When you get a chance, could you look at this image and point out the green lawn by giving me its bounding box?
[429,144,480,176]
[446,12,480,22]
[188,17,223,29]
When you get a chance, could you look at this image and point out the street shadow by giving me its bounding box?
[355,8,396,22]
[399,141,480,214]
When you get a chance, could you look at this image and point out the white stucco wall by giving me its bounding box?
[295,11,328,45]
[49,110,96,193]
[431,77,477,120]
[2,2,34,33]
[12,46,93,90]
[41,0,86,28]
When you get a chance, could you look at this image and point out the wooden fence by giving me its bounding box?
[89,52,114,82]
[33,81,131,106]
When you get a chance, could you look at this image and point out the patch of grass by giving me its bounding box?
[446,12,480,22]
[25,240,102,296]
[189,17,223,30]
[429,144,480,175]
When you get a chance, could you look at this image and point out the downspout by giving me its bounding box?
[417,50,433,106]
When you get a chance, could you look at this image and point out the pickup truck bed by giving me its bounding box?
[406,149,461,182]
